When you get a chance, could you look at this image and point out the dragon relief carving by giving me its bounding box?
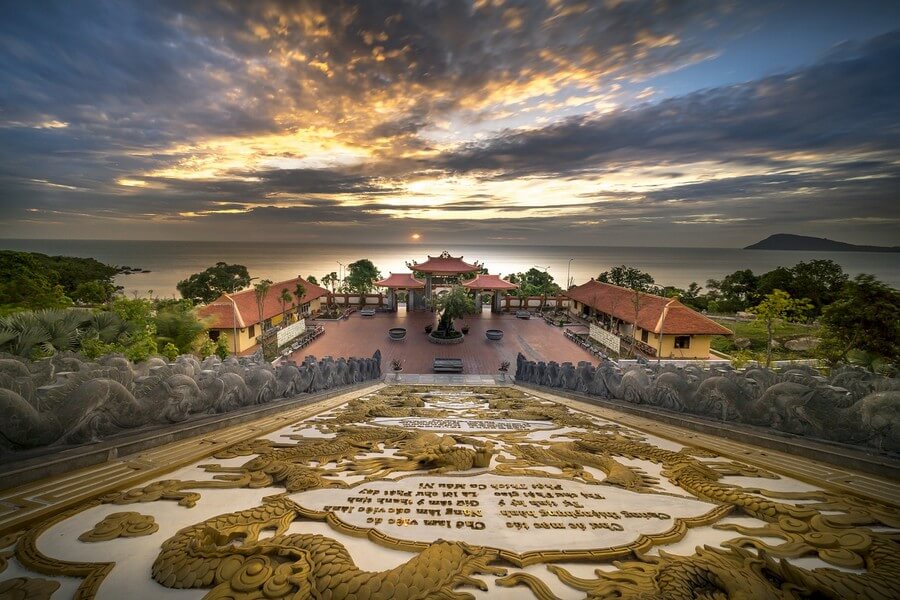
[78,512,158,542]
[152,494,507,599]
[5,384,900,599]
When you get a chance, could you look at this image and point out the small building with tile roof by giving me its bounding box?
[198,276,329,353]
[462,273,518,313]
[375,273,426,312]
[404,251,486,311]
[565,279,731,359]
[408,252,481,274]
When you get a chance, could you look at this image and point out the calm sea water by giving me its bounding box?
[1,239,898,297]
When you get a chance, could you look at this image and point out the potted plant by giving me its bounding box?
[431,286,475,341]
[391,358,403,381]
[461,323,470,334]
[498,361,510,382]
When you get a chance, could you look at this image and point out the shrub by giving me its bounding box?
[161,342,179,361]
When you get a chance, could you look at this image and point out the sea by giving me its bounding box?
[1,239,898,298]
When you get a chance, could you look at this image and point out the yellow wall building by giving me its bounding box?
[198,276,328,354]
[567,280,731,360]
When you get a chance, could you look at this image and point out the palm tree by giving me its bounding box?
[279,288,293,324]
[253,279,273,331]
[293,282,307,317]
[86,310,134,344]
[0,308,93,357]
[0,312,53,357]
[322,272,337,293]
[155,309,207,354]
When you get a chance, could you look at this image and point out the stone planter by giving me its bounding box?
[485,329,504,341]
[388,327,407,341]
[427,332,465,345]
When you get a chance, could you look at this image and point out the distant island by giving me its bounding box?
[745,233,900,253]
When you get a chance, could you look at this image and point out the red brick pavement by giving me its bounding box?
[287,309,596,374]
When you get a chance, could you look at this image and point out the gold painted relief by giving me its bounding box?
[0,576,60,600]
[2,384,899,599]
[78,512,158,542]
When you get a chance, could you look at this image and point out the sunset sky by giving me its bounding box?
[1,0,898,246]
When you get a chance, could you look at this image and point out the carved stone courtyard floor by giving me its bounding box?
[1,383,898,599]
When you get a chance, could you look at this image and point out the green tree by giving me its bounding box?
[215,336,230,360]
[0,250,119,311]
[321,272,338,293]
[198,337,216,359]
[513,267,561,311]
[598,265,656,292]
[293,282,307,316]
[0,308,91,357]
[434,286,476,336]
[253,279,273,331]
[155,306,207,354]
[750,290,812,367]
[790,259,848,315]
[756,266,795,298]
[176,262,252,304]
[86,310,135,344]
[109,297,158,361]
[71,280,117,304]
[706,269,759,313]
[345,259,381,294]
[306,275,318,285]
[819,274,900,364]
[515,285,530,311]
[279,287,293,323]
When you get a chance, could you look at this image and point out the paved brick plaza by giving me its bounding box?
[288,309,595,374]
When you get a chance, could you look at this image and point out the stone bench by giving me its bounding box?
[433,358,463,373]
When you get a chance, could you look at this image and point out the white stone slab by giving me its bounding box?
[370,417,558,432]
[289,473,719,557]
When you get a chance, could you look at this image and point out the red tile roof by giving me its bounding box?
[565,279,732,335]
[462,273,518,291]
[198,276,329,329]
[375,273,426,289]
[409,251,480,274]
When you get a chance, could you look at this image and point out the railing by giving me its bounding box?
[625,338,657,357]
[279,325,325,358]
[564,329,612,360]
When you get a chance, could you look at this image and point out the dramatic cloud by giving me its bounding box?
[0,1,898,245]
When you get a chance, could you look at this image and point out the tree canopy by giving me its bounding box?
[750,290,813,367]
[819,274,899,364]
[598,265,657,292]
[434,286,476,335]
[511,267,561,296]
[253,279,273,330]
[345,259,381,294]
[0,250,121,311]
[756,260,847,315]
[321,272,338,293]
[176,262,252,304]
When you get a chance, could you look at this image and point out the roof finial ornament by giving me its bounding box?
[439,250,452,258]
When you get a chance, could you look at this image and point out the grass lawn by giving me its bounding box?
[710,317,822,362]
